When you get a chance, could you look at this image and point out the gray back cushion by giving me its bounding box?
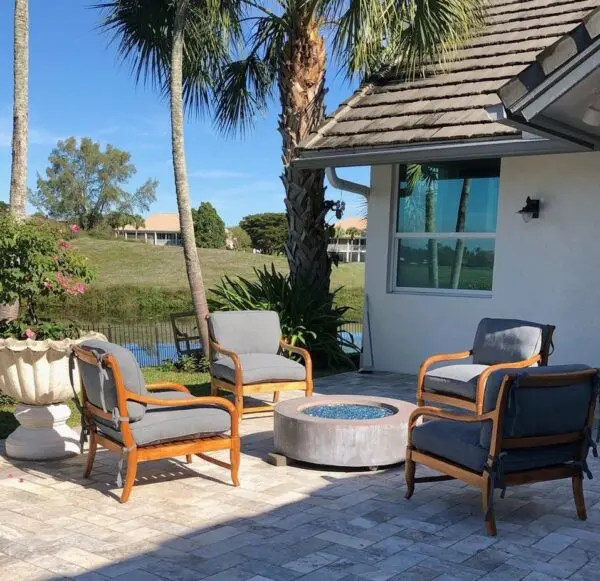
[472,318,545,365]
[209,311,281,355]
[76,339,148,421]
[480,364,595,448]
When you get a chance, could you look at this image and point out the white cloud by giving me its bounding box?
[189,169,252,179]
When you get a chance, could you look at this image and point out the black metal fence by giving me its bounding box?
[81,320,363,368]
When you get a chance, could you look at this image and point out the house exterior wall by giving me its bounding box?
[363,151,600,373]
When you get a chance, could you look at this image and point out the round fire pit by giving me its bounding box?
[274,395,417,468]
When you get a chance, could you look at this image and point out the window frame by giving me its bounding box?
[388,162,499,298]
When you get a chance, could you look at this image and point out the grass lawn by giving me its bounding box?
[39,237,365,322]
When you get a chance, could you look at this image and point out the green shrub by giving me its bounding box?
[209,265,358,369]
[158,354,209,373]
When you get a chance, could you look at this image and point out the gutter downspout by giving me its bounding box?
[325,167,370,198]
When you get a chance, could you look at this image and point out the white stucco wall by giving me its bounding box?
[363,152,600,373]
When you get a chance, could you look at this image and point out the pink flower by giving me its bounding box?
[25,329,37,340]
[73,283,88,295]
[70,224,80,233]
[59,240,72,249]
[43,280,53,290]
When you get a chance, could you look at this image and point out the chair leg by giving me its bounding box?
[482,475,497,536]
[84,429,97,479]
[404,454,415,499]
[211,381,217,396]
[572,474,587,520]
[186,454,193,464]
[120,452,138,504]
[234,390,244,425]
[306,379,314,397]
[273,391,280,404]
[231,440,241,487]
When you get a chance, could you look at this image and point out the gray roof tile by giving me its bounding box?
[300,0,600,154]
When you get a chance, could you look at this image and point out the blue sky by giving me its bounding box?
[0,1,368,226]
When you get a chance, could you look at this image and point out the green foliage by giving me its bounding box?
[158,354,209,374]
[239,213,287,255]
[31,137,158,230]
[228,226,252,251]
[0,201,9,213]
[209,265,358,368]
[87,224,118,240]
[0,213,95,340]
[106,211,144,231]
[192,202,226,249]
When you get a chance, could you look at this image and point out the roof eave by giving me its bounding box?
[294,135,585,169]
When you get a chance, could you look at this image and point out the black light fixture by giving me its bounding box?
[518,197,540,222]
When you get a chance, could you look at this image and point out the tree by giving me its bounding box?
[215,0,483,303]
[96,0,241,353]
[192,202,226,248]
[31,137,158,230]
[228,225,252,250]
[450,178,472,289]
[0,201,9,214]
[9,0,28,220]
[240,213,287,255]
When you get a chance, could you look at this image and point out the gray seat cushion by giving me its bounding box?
[424,364,488,401]
[412,420,583,477]
[212,353,306,385]
[472,318,545,365]
[97,391,231,446]
[77,339,149,422]
[210,311,281,354]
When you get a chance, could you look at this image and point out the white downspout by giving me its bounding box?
[325,167,370,198]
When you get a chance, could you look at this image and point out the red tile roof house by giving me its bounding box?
[296,0,600,373]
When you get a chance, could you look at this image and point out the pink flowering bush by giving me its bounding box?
[0,214,95,340]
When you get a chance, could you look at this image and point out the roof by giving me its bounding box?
[334,217,367,231]
[298,0,600,157]
[123,213,180,232]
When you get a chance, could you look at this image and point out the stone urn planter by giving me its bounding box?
[0,332,106,460]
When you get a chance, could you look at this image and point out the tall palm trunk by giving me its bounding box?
[425,183,439,288]
[280,17,330,300]
[2,0,29,322]
[450,178,472,289]
[10,0,28,220]
[170,0,211,353]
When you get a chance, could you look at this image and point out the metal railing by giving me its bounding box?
[81,320,363,367]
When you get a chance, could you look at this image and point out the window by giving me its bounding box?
[392,159,500,293]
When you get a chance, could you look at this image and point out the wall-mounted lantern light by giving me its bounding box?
[517,197,540,222]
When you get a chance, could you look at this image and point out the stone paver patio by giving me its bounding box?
[1,372,600,581]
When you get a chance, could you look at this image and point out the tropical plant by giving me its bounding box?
[31,137,158,230]
[9,0,28,220]
[96,0,241,352]
[209,265,357,368]
[0,214,94,340]
[192,201,226,248]
[215,0,483,303]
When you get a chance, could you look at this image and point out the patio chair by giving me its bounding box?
[418,318,555,413]
[208,311,313,420]
[72,340,240,503]
[406,365,599,536]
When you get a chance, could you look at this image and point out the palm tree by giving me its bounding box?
[2,0,29,323]
[450,177,472,288]
[215,0,482,301]
[9,0,28,220]
[96,0,240,352]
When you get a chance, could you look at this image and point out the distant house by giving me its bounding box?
[328,217,367,263]
[119,213,181,246]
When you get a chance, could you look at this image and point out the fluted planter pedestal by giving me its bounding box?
[6,403,79,460]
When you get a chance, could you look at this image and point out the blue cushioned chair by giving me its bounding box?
[406,365,599,536]
[418,318,555,413]
[73,340,240,503]
[208,311,313,421]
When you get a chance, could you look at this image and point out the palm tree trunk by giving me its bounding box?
[425,184,439,288]
[450,178,472,289]
[170,0,211,354]
[280,18,330,299]
[10,0,28,220]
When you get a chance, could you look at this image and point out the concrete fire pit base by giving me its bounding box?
[273,395,417,468]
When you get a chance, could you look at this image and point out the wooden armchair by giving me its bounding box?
[418,318,555,413]
[208,311,313,420]
[72,340,240,503]
[407,365,599,536]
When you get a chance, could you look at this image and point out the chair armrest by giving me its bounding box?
[280,340,313,381]
[126,391,238,418]
[417,350,472,398]
[209,341,243,379]
[476,354,541,413]
[146,382,190,394]
[409,406,494,426]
